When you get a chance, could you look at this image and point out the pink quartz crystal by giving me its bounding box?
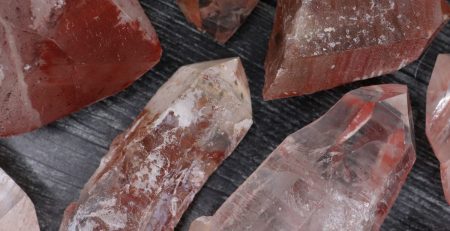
[191,84,416,231]
[177,0,259,44]
[0,0,162,137]
[426,54,450,204]
[264,0,450,100]
[60,58,253,231]
[0,168,40,230]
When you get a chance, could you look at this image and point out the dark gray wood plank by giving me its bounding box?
[0,1,449,230]
[261,0,276,6]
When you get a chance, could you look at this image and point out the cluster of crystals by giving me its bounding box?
[1,0,449,229]
[264,0,450,99]
[0,0,162,136]
[426,54,450,205]
[177,0,259,44]
[191,85,416,231]
[59,58,253,231]
[0,168,40,230]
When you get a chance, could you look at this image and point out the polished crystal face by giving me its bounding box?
[0,0,162,136]
[60,58,252,231]
[192,84,416,231]
[264,0,450,100]
[426,54,450,205]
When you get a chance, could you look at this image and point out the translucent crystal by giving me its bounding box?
[0,0,162,136]
[192,84,415,231]
[0,168,39,231]
[264,0,450,99]
[426,54,450,204]
[60,58,252,231]
[177,0,259,44]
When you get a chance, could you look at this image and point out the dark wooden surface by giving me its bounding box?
[1,1,449,230]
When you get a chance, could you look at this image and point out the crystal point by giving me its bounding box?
[426,54,450,204]
[60,58,253,231]
[0,169,40,231]
[264,0,450,100]
[177,0,259,44]
[0,0,162,136]
[192,84,415,231]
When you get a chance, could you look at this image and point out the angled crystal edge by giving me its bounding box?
[426,53,450,205]
[0,168,40,231]
[176,0,259,44]
[60,57,252,231]
[263,0,450,100]
[191,84,416,231]
[0,0,162,137]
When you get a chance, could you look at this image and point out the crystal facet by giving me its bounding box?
[0,168,40,230]
[191,84,415,231]
[177,0,259,44]
[60,58,252,231]
[0,0,162,136]
[264,0,450,100]
[426,54,450,204]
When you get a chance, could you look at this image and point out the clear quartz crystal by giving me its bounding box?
[0,168,40,231]
[191,84,415,231]
[60,58,252,231]
[264,0,450,100]
[426,54,450,204]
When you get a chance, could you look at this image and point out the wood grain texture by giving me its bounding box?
[0,1,449,230]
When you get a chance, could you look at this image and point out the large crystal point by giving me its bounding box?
[191,84,415,231]
[60,58,253,231]
[0,168,40,230]
[426,54,450,204]
[177,0,259,44]
[0,0,162,136]
[264,0,450,100]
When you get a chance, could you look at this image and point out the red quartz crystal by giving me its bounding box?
[0,0,162,136]
[426,54,450,204]
[60,58,252,231]
[177,0,259,44]
[264,0,450,100]
[191,84,416,231]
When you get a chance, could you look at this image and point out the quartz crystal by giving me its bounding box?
[191,84,415,231]
[177,0,259,44]
[0,0,162,136]
[0,168,40,231]
[264,0,450,100]
[60,58,252,231]
[426,54,450,205]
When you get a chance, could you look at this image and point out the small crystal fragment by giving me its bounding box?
[60,58,253,231]
[0,0,162,136]
[191,84,415,231]
[0,168,40,231]
[426,54,450,204]
[264,0,450,100]
[177,0,259,44]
